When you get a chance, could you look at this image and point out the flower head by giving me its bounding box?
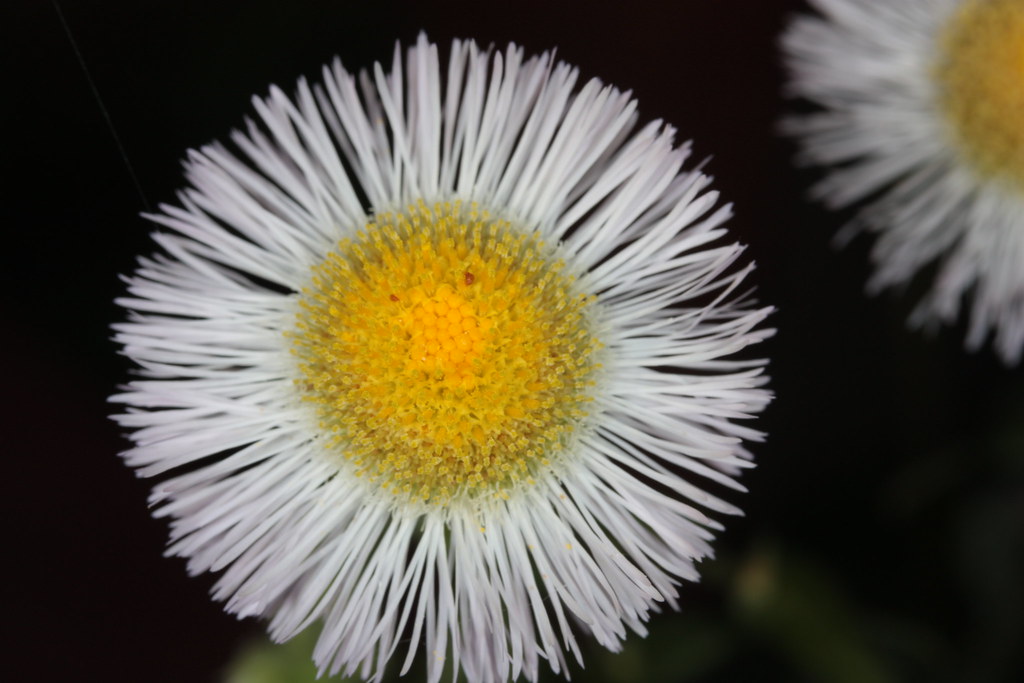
[782,0,1024,364]
[113,35,771,682]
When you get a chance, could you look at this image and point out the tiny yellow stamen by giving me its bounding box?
[936,0,1024,188]
[293,201,600,505]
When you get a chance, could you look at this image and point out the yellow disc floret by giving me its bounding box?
[936,0,1024,189]
[292,201,600,505]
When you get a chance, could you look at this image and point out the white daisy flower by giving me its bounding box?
[112,35,772,683]
[782,0,1024,364]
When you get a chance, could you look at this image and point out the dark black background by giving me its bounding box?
[6,1,1023,681]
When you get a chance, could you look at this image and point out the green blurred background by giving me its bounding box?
[5,0,1022,681]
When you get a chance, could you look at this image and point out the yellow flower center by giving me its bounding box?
[293,202,600,505]
[936,0,1024,189]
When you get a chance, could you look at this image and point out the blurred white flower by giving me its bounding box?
[783,0,1024,364]
[113,35,772,683]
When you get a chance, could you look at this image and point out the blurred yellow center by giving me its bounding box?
[294,202,598,504]
[937,0,1024,188]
